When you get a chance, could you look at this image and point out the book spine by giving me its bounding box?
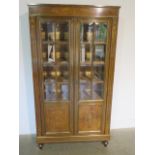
[81,45,85,62]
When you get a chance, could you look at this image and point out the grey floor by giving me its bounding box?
[19,128,135,155]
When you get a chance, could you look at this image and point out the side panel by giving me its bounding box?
[104,17,119,134]
[29,16,42,136]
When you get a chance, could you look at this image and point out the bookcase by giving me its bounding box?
[29,4,120,149]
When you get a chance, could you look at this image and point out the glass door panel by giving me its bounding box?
[80,23,93,42]
[95,23,107,42]
[40,20,70,102]
[92,22,107,100]
[55,22,69,41]
[79,21,108,101]
[93,65,104,81]
[79,22,93,101]
[92,83,104,100]
[94,45,106,62]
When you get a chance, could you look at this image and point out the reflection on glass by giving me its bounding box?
[92,83,104,100]
[58,84,69,100]
[44,81,69,101]
[45,80,56,101]
[93,65,104,81]
[80,82,91,100]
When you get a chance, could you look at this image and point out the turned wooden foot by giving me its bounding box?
[38,144,44,149]
[102,141,109,147]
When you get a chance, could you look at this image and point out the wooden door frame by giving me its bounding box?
[35,16,74,136]
[74,17,113,135]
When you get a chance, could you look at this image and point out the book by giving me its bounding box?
[81,44,85,62]
[48,44,55,62]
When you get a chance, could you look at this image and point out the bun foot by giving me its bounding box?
[102,141,109,147]
[38,144,44,149]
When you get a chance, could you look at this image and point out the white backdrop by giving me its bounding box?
[19,0,135,134]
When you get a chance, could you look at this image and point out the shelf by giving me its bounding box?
[44,79,69,84]
[80,62,92,66]
[57,77,69,83]
[94,41,106,45]
[80,41,93,45]
[93,61,105,65]
[80,61,104,66]
[93,80,104,84]
[80,79,92,83]
[43,61,68,67]
[44,100,70,104]
[80,80,103,84]
[80,41,106,45]
[42,40,68,45]
[44,98,69,102]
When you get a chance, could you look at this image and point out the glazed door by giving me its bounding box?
[38,18,74,135]
[37,17,111,135]
[75,19,111,134]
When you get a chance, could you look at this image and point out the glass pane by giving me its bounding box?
[41,22,69,42]
[44,80,56,101]
[80,44,93,64]
[95,23,107,42]
[41,21,70,102]
[79,22,93,101]
[43,66,57,101]
[79,22,108,101]
[80,23,93,42]
[41,21,54,41]
[80,81,91,100]
[93,65,104,81]
[55,44,69,62]
[55,22,69,41]
[80,66,92,81]
[57,83,69,100]
[92,83,104,100]
[94,45,106,62]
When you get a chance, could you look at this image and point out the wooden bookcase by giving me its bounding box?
[29,4,120,149]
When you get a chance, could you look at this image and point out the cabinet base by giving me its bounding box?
[36,134,110,144]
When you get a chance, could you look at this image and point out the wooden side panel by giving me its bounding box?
[44,104,69,133]
[104,17,119,134]
[29,16,42,136]
[78,104,102,132]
